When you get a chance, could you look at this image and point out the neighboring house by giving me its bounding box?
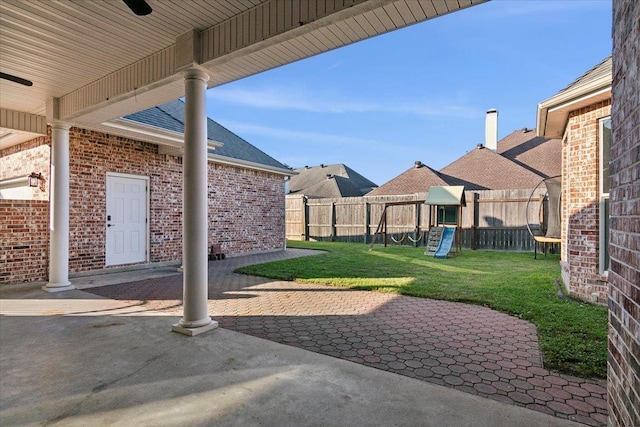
[439,137,553,191]
[288,163,377,198]
[370,126,561,195]
[537,56,612,304]
[366,161,449,197]
[0,100,292,284]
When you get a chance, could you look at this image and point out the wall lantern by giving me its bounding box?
[28,172,42,187]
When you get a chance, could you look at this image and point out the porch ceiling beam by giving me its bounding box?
[0,108,47,135]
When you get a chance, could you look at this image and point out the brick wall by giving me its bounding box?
[208,163,285,254]
[609,1,640,426]
[67,127,176,272]
[0,136,50,200]
[1,126,285,283]
[562,100,611,304]
[0,200,49,284]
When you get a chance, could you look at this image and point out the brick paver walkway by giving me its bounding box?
[86,249,608,426]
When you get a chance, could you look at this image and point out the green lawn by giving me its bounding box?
[236,240,608,379]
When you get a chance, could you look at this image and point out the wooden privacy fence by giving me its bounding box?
[286,188,548,251]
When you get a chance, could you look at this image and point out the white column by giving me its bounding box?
[172,68,218,336]
[43,123,75,292]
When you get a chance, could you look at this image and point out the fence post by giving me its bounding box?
[330,201,336,241]
[472,192,479,250]
[364,201,370,244]
[414,203,421,247]
[303,196,309,241]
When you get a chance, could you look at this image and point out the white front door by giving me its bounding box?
[105,173,148,266]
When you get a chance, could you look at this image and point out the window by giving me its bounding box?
[599,117,611,274]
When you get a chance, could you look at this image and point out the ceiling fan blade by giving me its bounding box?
[123,0,152,16]
[0,72,33,87]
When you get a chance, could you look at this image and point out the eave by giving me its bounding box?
[536,74,612,139]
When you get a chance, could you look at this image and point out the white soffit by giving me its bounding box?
[539,88,612,139]
[0,109,47,149]
[1,0,487,129]
[536,61,612,139]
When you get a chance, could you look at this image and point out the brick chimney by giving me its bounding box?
[485,109,498,152]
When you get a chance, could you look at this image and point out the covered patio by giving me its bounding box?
[1,0,486,335]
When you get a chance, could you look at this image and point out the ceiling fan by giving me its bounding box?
[123,0,152,16]
[0,72,33,87]
[0,1,152,87]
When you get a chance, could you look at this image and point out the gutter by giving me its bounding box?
[99,118,294,177]
[536,74,611,138]
[207,153,296,177]
[101,118,222,149]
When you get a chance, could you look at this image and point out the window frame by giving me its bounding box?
[599,116,611,275]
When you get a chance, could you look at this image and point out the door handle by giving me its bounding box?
[107,224,113,227]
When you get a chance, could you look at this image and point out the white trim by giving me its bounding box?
[99,119,293,176]
[105,172,150,266]
[100,118,223,149]
[207,153,294,177]
[547,87,611,114]
[598,117,611,274]
[537,87,611,138]
[539,77,611,110]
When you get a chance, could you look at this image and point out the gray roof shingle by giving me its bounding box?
[296,175,365,199]
[497,129,561,178]
[125,99,289,171]
[370,129,561,195]
[554,56,612,97]
[289,164,377,197]
[366,161,449,196]
[439,144,546,190]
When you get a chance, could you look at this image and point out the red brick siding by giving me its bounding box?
[562,100,611,304]
[1,127,285,283]
[609,1,640,425]
[67,127,173,272]
[0,136,50,200]
[0,200,49,283]
[208,163,285,254]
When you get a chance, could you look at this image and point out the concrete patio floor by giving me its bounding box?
[0,249,605,426]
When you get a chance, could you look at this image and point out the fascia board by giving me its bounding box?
[536,76,612,138]
[102,118,223,149]
[207,153,295,177]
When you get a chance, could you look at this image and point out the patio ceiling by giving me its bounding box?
[0,0,486,148]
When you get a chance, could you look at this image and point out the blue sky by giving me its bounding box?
[206,0,612,186]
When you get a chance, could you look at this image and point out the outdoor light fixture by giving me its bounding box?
[28,172,42,187]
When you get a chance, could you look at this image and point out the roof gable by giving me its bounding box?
[367,161,450,196]
[297,175,364,199]
[125,100,289,171]
[367,128,560,195]
[440,146,544,190]
[290,163,377,197]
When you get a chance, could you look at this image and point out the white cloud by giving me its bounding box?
[217,119,397,149]
[208,86,480,118]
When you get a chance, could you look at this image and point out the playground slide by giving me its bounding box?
[434,227,455,259]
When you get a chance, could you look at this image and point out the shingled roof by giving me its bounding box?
[554,56,612,97]
[371,129,561,195]
[439,143,546,190]
[366,161,449,196]
[289,164,377,198]
[125,100,290,172]
[537,57,612,139]
[498,129,561,179]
